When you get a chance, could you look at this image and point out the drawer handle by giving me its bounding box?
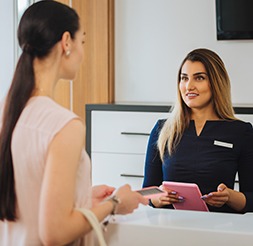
[120,173,144,178]
[121,132,150,136]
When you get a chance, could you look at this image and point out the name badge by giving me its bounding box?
[214,140,233,149]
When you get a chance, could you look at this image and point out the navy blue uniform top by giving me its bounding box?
[143,119,253,213]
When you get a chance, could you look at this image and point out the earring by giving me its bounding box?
[65,50,71,56]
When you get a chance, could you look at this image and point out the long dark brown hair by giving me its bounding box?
[0,0,79,221]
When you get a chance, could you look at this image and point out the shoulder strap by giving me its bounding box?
[77,208,107,246]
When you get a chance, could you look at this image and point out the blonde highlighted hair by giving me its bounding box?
[158,48,237,159]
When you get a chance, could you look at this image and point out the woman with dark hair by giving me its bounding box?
[143,48,253,213]
[0,1,147,245]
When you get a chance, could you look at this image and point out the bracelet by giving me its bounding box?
[105,195,121,215]
[103,195,121,232]
[149,198,156,208]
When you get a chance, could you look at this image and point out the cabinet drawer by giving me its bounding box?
[92,111,169,154]
[92,153,145,190]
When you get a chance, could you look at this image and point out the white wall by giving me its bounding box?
[0,0,15,100]
[1,0,253,104]
[115,0,253,105]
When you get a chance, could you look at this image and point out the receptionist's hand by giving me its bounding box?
[150,184,184,208]
[201,183,230,207]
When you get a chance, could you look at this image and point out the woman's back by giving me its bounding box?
[0,96,92,245]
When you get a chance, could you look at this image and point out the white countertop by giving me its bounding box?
[104,205,253,246]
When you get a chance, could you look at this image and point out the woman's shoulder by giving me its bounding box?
[154,118,167,130]
[228,119,252,128]
[28,96,78,118]
[220,119,253,134]
[157,118,167,124]
[21,96,82,133]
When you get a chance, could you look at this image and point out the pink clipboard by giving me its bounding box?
[162,181,209,212]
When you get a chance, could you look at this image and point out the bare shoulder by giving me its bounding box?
[64,118,85,132]
[50,118,85,151]
[59,118,84,137]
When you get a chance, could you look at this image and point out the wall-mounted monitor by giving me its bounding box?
[216,0,253,40]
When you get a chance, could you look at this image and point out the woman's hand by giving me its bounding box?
[201,183,230,208]
[201,183,230,207]
[150,185,184,208]
[92,185,115,206]
[114,184,149,214]
[201,183,246,211]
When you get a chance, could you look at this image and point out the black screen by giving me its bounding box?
[216,0,253,40]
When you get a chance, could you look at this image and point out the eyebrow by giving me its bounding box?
[181,72,208,76]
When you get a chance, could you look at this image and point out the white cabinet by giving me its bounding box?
[92,153,146,189]
[87,104,253,191]
[91,110,169,190]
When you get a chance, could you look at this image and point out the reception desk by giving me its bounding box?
[104,205,253,246]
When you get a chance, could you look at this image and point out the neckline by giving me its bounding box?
[190,120,225,137]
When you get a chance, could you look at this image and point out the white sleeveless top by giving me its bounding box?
[0,97,93,246]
